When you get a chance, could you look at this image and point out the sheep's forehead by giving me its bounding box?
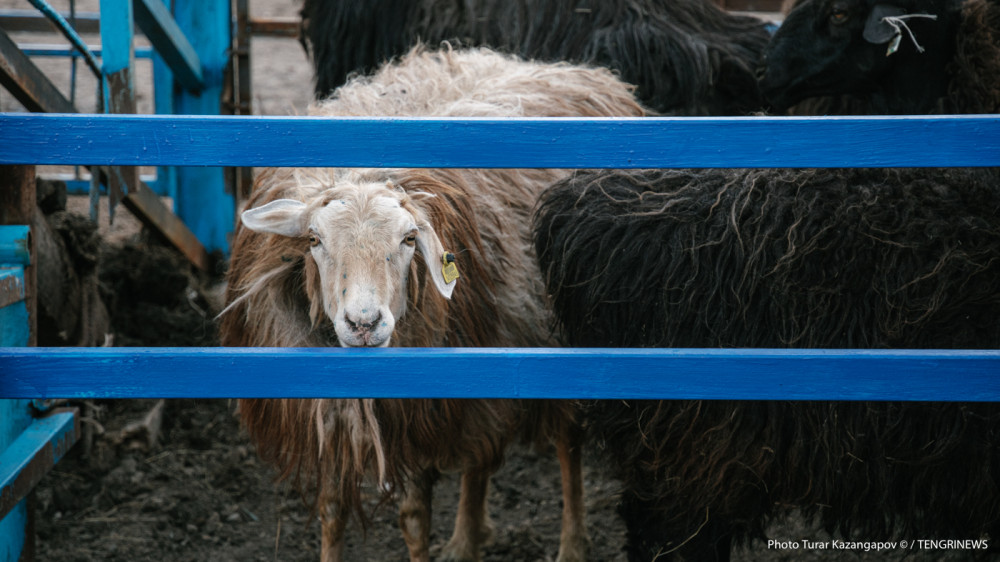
[310,185,416,245]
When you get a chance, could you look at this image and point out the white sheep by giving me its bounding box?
[219,46,646,562]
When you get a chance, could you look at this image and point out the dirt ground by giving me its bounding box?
[34,399,630,562]
[5,1,995,561]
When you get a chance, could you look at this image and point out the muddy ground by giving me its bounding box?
[29,387,985,562]
[34,399,628,562]
[6,0,994,560]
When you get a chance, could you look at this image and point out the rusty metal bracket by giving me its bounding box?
[0,269,25,309]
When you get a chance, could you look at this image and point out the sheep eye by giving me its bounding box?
[829,10,848,24]
[403,234,417,247]
[309,234,321,247]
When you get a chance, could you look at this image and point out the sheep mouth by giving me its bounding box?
[759,78,834,113]
[337,334,392,348]
[760,89,799,113]
[758,71,800,112]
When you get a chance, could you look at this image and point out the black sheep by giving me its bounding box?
[535,5,1000,555]
[299,0,772,115]
[534,3,1000,558]
[760,0,1000,114]
[533,167,1000,561]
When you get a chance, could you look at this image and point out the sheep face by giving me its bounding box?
[759,0,954,112]
[241,180,455,347]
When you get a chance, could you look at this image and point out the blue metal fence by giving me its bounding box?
[0,222,72,562]
[1,113,999,559]
[3,0,229,261]
[1,1,229,554]
[1,113,999,399]
[0,220,33,561]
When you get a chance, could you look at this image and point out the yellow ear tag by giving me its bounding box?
[442,252,460,284]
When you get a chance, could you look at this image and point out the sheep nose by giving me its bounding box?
[345,310,382,336]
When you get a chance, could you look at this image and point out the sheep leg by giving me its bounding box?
[320,500,349,562]
[441,469,494,561]
[399,467,440,562]
[556,422,588,562]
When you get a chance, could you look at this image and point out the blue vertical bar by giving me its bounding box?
[99,0,138,224]
[98,0,135,95]
[152,0,178,203]
[0,400,31,562]
[171,0,234,253]
[0,225,30,561]
[0,273,29,348]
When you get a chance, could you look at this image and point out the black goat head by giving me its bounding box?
[758,0,961,113]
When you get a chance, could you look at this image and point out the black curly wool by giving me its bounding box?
[299,0,771,115]
[535,168,1000,349]
[533,167,1000,561]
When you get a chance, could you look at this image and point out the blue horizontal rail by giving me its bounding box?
[58,175,167,196]
[0,8,100,30]
[17,43,154,59]
[1,348,998,401]
[1,113,999,168]
[25,0,102,78]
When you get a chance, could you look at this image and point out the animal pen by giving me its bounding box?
[0,1,999,561]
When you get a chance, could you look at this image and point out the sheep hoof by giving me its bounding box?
[439,522,492,562]
[437,543,479,562]
[555,539,589,562]
[479,518,496,546]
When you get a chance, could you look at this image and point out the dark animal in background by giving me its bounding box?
[533,1,1000,554]
[299,0,773,115]
[533,166,1000,561]
[760,0,1000,114]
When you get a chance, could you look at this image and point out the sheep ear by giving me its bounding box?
[863,4,906,44]
[414,221,457,299]
[241,199,309,237]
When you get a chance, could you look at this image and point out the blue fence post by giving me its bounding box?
[151,0,178,205]
[0,400,32,562]
[0,254,31,562]
[0,166,35,562]
[171,0,235,254]
[99,0,139,224]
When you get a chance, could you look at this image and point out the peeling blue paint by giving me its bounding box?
[0,226,31,266]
